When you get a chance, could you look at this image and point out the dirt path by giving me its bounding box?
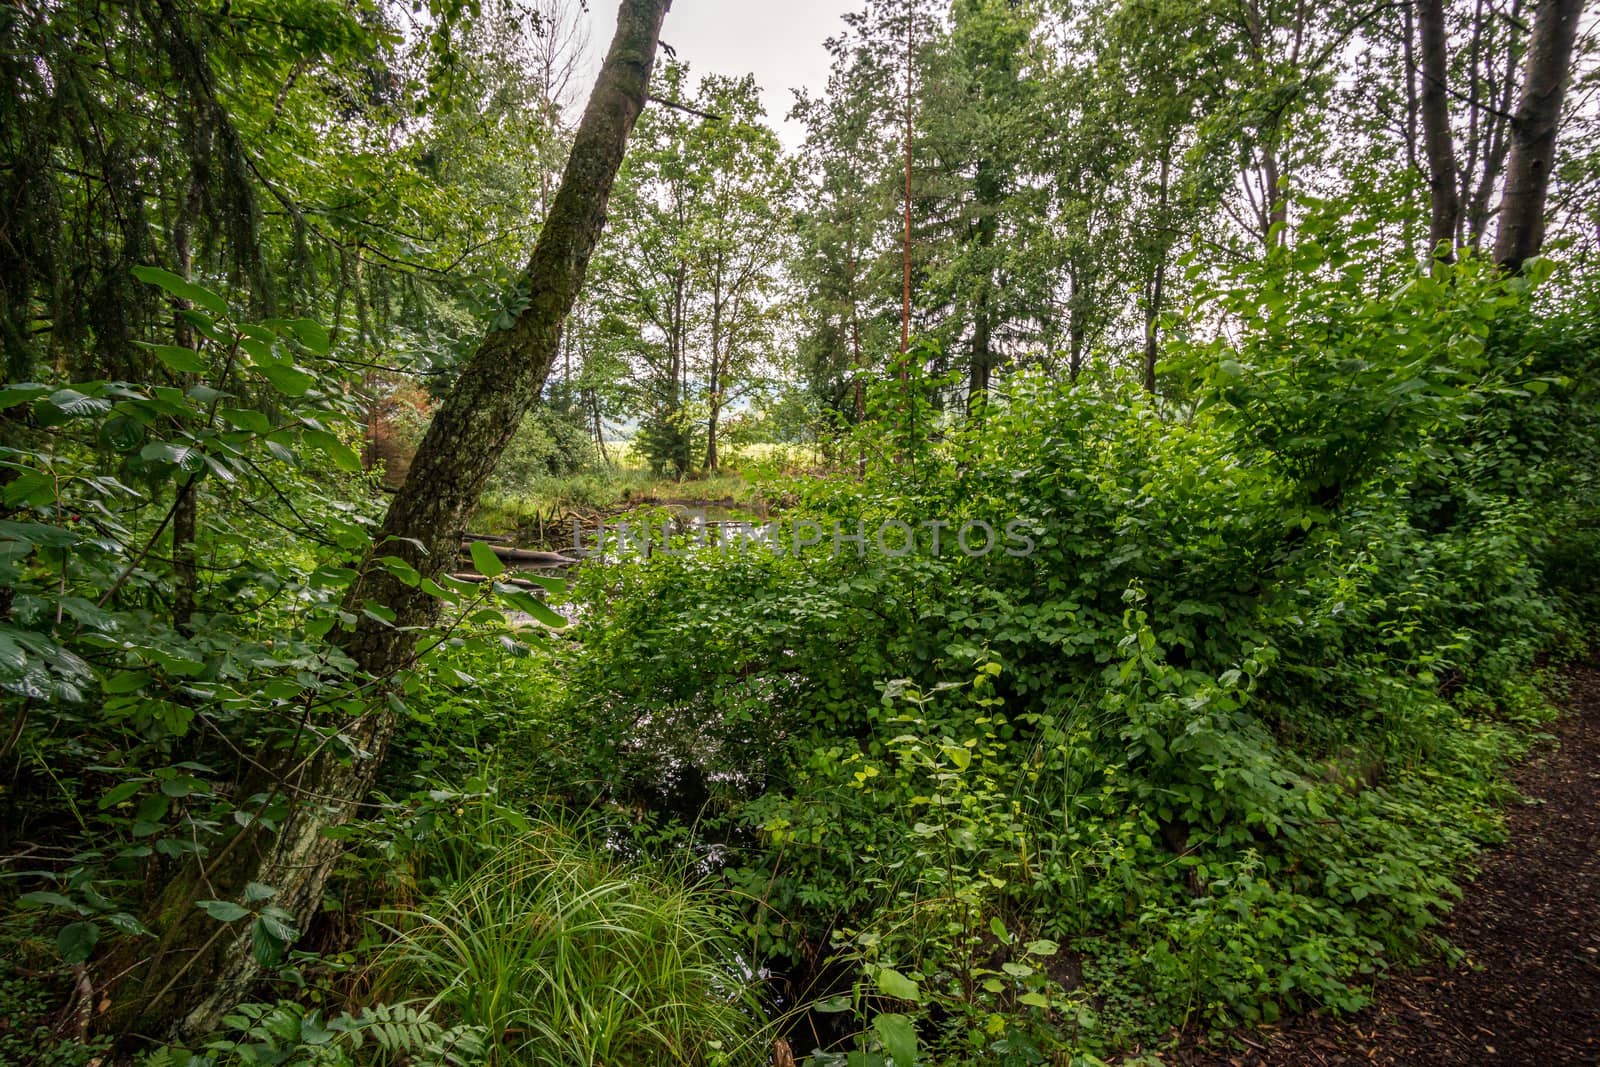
[1175,665,1600,1067]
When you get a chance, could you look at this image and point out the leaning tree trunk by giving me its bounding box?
[1417,0,1461,260]
[99,0,671,1041]
[1494,0,1583,273]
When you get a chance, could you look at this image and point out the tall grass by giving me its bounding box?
[372,825,769,1066]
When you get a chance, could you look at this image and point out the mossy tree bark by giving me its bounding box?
[100,0,672,1041]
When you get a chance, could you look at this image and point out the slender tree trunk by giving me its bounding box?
[1494,0,1582,273]
[1418,0,1461,259]
[100,0,671,1041]
[170,166,204,632]
[1143,265,1164,397]
[1465,0,1523,248]
[706,276,723,472]
[848,256,864,477]
[901,0,914,364]
[966,157,999,416]
[1068,265,1084,383]
[967,288,992,414]
[1143,152,1170,397]
[1261,142,1287,242]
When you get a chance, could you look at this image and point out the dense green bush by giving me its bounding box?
[636,405,698,477]
[3,247,1596,1066]
[483,409,601,497]
[541,242,1599,1062]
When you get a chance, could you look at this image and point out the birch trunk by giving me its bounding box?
[1494,0,1582,272]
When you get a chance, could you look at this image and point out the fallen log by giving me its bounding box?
[458,543,579,566]
[449,572,551,591]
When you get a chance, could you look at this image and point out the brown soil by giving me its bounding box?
[1173,665,1600,1066]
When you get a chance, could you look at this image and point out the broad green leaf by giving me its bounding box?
[500,589,567,629]
[41,388,112,420]
[264,318,332,356]
[301,428,361,472]
[131,266,228,317]
[257,363,315,397]
[378,556,421,586]
[106,912,153,937]
[197,900,251,922]
[140,343,208,375]
[98,779,145,808]
[469,541,505,579]
[220,408,273,434]
[140,441,205,472]
[875,967,920,1002]
[872,1013,917,1067]
[57,921,99,965]
[0,383,50,410]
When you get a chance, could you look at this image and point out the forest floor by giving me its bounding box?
[1174,662,1600,1066]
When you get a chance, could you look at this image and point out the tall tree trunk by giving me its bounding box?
[1143,264,1164,397]
[849,258,864,476]
[966,157,999,416]
[170,165,204,632]
[590,390,611,465]
[706,270,723,472]
[1418,0,1461,259]
[99,0,671,1041]
[1494,0,1582,273]
[1143,151,1171,397]
[900,0,914,363]
[967,287,992,414]
[1067,264,1084,382]
[1260,142,1287,242]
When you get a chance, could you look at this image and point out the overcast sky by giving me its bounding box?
[575,0,861,149]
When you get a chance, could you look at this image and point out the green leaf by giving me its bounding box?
[131,266,228,318]
[500,589,567,629]
[103,671,148,695]
[469,541,505,579]
[106,912,153,937]
[299,1011,334,1046]
[252,917,284,967]
[98,780,145,808]
[0,383,50,411]
[141,343,208,375]
[17,891,77,910]
[378,556,421,587]
[220,408,273,434]
[57,921,99,965]
[300,428,360,472]
[876,967,920,1002]
[140,441,205,472]
[197,900,251,922]
[264,318,332,356]
[257,363,315,398]
[872,1013,917,1067]
[258,907,298,943]
[42,388,112,420]
[1017,991,1050,1008]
